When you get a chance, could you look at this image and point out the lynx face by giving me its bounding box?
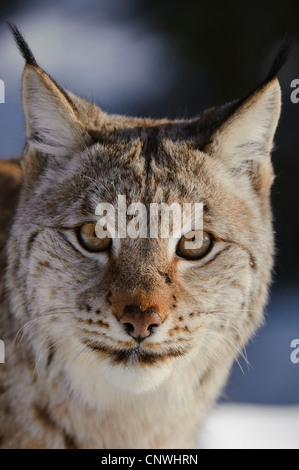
[7,25,281,397]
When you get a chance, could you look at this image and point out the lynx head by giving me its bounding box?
[7,23,287,398]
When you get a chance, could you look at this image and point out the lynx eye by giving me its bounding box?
[176,230,212,260]
[79,223,111,252]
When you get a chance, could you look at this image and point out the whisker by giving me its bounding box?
[13,311,74,350]
[202,326,251,372]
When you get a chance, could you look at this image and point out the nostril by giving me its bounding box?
[123,322,135,335]
[148,322,159,332]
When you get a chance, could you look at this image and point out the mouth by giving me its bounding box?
[83,340,186,366]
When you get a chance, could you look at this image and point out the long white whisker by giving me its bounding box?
[14,311,74,349]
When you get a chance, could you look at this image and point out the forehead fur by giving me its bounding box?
[19,131,259,244]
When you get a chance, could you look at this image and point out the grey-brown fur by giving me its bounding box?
[0,26,285,448]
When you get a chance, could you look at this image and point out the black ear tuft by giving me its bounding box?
[263,40,291,84]
[198,41,290,150]
[6,20,38,66]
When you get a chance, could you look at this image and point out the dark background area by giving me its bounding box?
[0,0,298,404]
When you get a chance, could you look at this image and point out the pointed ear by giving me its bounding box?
[22,64,91,156]
[207,79,281,170]
[7,21,91,157]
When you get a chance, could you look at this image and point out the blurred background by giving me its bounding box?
[0,0,298,447]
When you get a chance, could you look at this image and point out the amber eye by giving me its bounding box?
[176,230,212,260]
[79,223,111,252]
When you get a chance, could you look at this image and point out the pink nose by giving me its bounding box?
[120,305,162,342]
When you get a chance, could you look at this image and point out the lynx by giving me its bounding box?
[0,23,288,448]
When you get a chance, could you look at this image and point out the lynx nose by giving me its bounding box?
[120,305,162,342]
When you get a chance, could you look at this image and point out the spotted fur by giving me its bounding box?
[0,25,286,448]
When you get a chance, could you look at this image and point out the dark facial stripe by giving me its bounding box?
[83,339,186,366]
[33,403,78,448]
[63,430,78,449]
[57,230,87,258]
[143,127,160,177]
[32,403,57,431]
[203,245,232,267]
[46,344,56,368]
[26,230,41,257]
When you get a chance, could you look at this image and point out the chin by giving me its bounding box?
[98,358,173,394]
[63,338,175,406]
